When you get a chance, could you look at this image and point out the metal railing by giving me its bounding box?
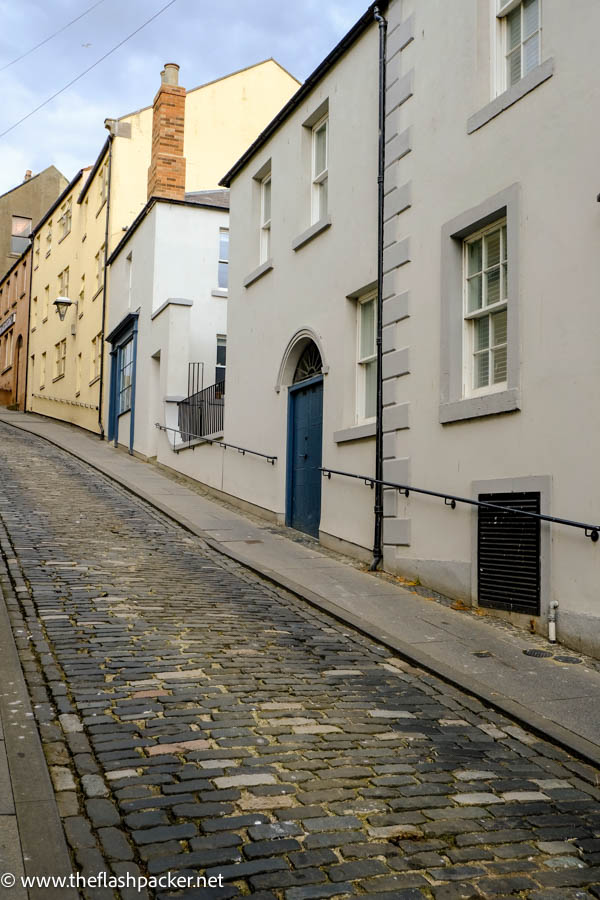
[155,423,277,464]
[178,378,225,441]
[188,361,204,396]
[320,466,600,543]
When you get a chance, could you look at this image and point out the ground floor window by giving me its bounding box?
[119,339,133,413]
[357,292,377,421]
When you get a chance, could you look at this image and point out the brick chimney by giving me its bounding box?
[23,170,32,181]
[147,63,186,201]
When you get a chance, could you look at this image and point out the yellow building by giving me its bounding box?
[28,59,300,433]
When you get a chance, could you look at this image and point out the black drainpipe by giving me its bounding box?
[98,134,113,439]
[371,5,387,571]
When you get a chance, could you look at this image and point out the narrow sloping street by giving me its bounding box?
[1,422,600,900]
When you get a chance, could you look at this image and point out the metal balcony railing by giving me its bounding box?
[178,377,225,441]
[320,466,600,543]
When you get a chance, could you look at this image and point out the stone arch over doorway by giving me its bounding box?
[275,327,328,393]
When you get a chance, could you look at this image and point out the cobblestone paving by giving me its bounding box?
[2,424,600,900]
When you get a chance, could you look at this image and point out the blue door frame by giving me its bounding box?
[286,374,323,538]
[106,312,138,454]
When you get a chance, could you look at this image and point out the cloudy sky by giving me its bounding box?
[0,0,368,194]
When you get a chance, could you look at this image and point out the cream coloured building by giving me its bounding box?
[151,0,600,656]
[27,60,300,433]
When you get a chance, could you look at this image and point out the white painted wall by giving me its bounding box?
[217,24,380,554]
[107,200,228,459]
[378,0,600,653]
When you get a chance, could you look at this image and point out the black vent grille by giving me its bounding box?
[478,491,541,615]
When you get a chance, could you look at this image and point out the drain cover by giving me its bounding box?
[523,649,553,658]
[473,651,493,658]
[554,656,582,664]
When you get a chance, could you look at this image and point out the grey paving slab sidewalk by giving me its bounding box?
[1,408,599,768]
[0,527,77,899]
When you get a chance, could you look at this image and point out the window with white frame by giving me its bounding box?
[59,197,72,240]
[357,292,377,421]
[79,274,85,313]
[464,220,508,393]
[99,161,109,208]
[58,266,69,298]
[218,228,229,289]
[46,220,52,252]
[34,235,40,267]
[96,245,104,291]
[312,115,328,223]
[497,0,541,91]
[260,175,271,263]
[40,351,46,387]
[76,352,82,395]
[54,338,66,378]
[91,332,102,381]
[118,340,133,413]
[215,335,226,384]
[43,285,49,320]
[31,296,38,329]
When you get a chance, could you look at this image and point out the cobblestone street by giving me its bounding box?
[2,423,600,900]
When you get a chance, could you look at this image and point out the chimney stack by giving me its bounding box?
[147,62,186,201]
[24,170,32,181]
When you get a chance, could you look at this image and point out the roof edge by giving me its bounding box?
[31,169,85,236]
[107,195,228,266]
[220,2,387,187]
[116,58,301,122]
[77,137,110,204]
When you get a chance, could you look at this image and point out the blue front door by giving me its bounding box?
[288,378,323,537]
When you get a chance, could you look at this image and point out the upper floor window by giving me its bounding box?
[59,198,72,240]
[11,216,31,254]
[357,292,377,422]
[58,266,69,298]
[215,334,226,384]
[464,220,507,393]
[46,220,52,253]
[312,115,328,223]
[260,175,271,263]
[34,234,40,267]
[498,0,541,90]
[99,161,109,208]
[218,228,229,289]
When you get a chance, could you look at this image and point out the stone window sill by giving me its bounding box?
[211,288,228,298]
[292,215,332,252]
[440,388,520,424]
[91,286,103,301]
[45,250,51,258]
[58,231,71,245]
[89,375,101,387]
[96,198,107,218]
[1,364,12,375]
[52,373,65,383]
[334,421,376,443]
[243,259,273,288]
[467,58,554,134]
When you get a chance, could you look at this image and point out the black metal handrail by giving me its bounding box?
[155,423,277,464]
[178,378,225,441]
[320,466,600,542]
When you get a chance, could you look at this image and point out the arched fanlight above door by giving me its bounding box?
[293,342,322,384]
